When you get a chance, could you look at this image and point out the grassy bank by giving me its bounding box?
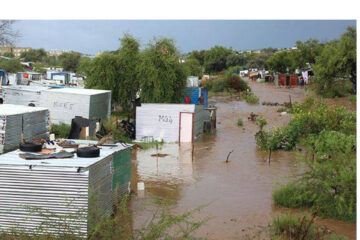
[255,96,356,222]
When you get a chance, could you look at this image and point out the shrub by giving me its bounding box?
[237,118,243,126]
[271,214,347,240]
[204,77,227,93]
[243,92,259,104]
[51,123,71,139]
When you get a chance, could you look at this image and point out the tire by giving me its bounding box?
[77,146,100,158]
[19,142,43,152]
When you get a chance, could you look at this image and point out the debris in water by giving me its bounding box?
[137,182,145,191]
[248,112,258,121]
[226,150,234,163]
[151,153,168,157]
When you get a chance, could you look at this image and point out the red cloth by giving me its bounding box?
[185,97,191,104]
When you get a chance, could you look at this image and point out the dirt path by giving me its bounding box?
[131,80,356,239]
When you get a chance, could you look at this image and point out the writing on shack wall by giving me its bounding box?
[53,101,75,110]
[158,115,173,124]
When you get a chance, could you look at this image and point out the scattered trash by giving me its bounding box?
[137,182,145,191]
[151,153,168,158]
[248,112,258,121]
[19,151,74,160]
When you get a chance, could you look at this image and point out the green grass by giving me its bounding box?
[237,118,244,126]
[51,123,71,139]
[348,95,356,101]
[271,214,348,240]
[273,183,313,209]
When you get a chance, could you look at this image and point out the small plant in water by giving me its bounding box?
[237,118,244,126]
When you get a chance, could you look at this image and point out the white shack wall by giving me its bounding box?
[136,104,195,142]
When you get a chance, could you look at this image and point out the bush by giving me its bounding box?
[237,118,243,126]
[256,96,356,151]
[243,92,259,104]
[51,123,71,139]
[204,77,227,93]
[271,214,347,240]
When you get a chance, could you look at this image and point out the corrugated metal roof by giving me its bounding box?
[0,141,132,169]
[45,88,111,95]
[0,104,48,116]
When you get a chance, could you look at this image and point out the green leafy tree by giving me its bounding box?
[43,55,61,67]
[2,52,15,58]
[293,39,323,69]
[183,57,202,77]
[246,52,273,69]
[313,26,356,96]
[59,51,81,72]
[85,34,141,110]
[139,38,187,103]
[0,58,23,72]
[33,62,47,73]
[266,50,296,73]
[188,50,206,66]
[77,57,92,75]
[117,34,141,110]
[204,46,233,72]
[226,53,246,68]
[20,48,47,62]
[85,52,121,102]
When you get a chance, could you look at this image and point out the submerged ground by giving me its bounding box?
[130,80,356,239]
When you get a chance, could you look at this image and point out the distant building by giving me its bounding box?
[47,49,69,57]
[1,46,32,58]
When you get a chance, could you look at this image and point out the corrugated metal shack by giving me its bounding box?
[184,87,208,107]
[0,104,49,153]
[40,88,112,124]
[0,140,132,238]
[136,104,210,143]
[2,86,112,125]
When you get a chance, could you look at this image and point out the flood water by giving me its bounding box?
[130,81,356,239]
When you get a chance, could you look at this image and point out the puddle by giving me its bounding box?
[131,81,356,239]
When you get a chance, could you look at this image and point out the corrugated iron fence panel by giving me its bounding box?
[0,166,89,237]
[112,148,132,200]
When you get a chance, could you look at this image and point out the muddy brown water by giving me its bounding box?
[130,81,356,239]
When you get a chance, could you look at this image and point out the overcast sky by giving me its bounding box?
[13,20,356,55]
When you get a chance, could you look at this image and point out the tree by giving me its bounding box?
[43,55,61,67]
[77,57,92,75]
[117,34,141,110]
[139,38,187,103]
[0,20,20,46]
[188,50,206,66]
[204,46,233,73]
[33,63,47,74]
[2,52,15,58]
[85,52,121,102]
[20,48,47,62]
[246,52,273,69]
[59,51,81,72]
[293,39,323,69]
[0,58,23,72]
[313,26,356,96]
[183,57,202,77]
[85,34,141,110]
[226,53,246,68]
[266,50,296,73]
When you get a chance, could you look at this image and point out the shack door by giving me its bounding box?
[179,112,193,143]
